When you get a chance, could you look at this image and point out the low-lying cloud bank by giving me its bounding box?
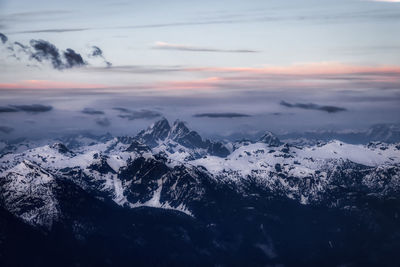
[113,108,162,120]
[0,126,14,134]
[280,101,347,113]
[193,113,251,118]
[0,104,53,113]
[95,117,111,127]
[82,108,105,115]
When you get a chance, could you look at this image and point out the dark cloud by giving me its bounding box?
[89,46,112,67]
[0,104,53,113]
[193,113,251,118]
[30,40,86,69]
[13,104,53,113]
[24,120,36,124]
[0,126,14,134]
[91,46,103,57]
[13,28,90,34]
[82,108,105,115]
[280,101,347,113]
[30,39,64,69]
[112,107,131,113]
[271,112,294,116]
[153,42,259,53]
[115,108,162,120]
[63,48,85,68]
[95,117,111,127]
[14,41,28,49]
[0,106,19,113]
[7,42,30,60]
[0,32,8,44]
[3,37,102,70]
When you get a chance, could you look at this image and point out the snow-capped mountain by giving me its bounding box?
[137,118,230,157]
[279,123,400,145]
[1,118,400,266]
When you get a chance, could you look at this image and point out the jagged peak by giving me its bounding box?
[136,118,171,146]
[258,131,282,147]
[169,120,190,137]
[50,142,71,154]
[151,117,170,130]
[19,159,44,171]
[6,160,54,183]
[19,159,38,170]
[172,119,188,129]
[125,140,151,153]
[138,117,171,136]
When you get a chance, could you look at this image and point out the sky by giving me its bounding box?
[0,0,400,140]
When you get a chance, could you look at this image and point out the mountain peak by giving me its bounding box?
[137,119,230,155]
[50,142,72,154]
[169,120,190,140]
[153,117,170,130]
[136,118,171,147]
[259,131,282,147]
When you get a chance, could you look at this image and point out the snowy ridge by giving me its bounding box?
[129,178,193,216]
[1,119,400,228]
[0,160,60,228]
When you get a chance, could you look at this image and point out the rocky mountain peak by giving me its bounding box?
[152,117,171,134]
[136,117,171,146]
[50,142,72,154]
[259,131,282,147]
[169,120,190,139]
[168,120,205,149]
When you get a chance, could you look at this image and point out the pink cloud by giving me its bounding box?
[0,80,108,89]
[186,62,400,76]
[1,63,399,93]
[155,77,222,90]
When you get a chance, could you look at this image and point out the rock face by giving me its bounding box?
[137,119,230,157]
[259,131,282,147]
[136,118,171,147]
[1,118,400,266]
[0,160,60,228]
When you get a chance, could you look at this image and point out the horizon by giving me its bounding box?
[1,0,400,141]
[1,1,400,265]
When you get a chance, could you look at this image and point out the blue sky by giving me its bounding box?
[0,0,399,139]
[2,0,400,66]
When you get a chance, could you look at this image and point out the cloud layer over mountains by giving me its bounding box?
[280,101,347,113]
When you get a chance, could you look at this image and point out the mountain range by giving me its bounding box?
[1,118,400,266]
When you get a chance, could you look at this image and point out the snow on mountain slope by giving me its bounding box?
[1,118,399,227]
[189,139,399,203]
[0,160,60,228]
[191,140,399,174]
[138,119,230,157]
[296,140,399,166]
[128,177,193,216]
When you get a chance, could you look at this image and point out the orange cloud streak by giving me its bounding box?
[0,80,107,89]
[156,77,222,90]
[186,62,400,76]
[1,63,399,92]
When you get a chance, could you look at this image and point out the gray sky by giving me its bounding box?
[0,0,399,140]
